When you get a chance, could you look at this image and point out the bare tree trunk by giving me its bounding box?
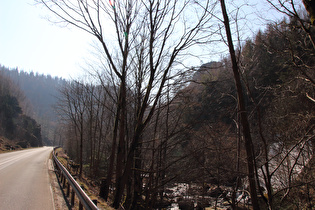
[103,96,121,201]
[88,92,94,177]
[219,0,260,209]
[79,112,83,178]
[113,81,127,208]
[131,138,143,209]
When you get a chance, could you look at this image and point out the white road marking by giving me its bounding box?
[0,151,35,171]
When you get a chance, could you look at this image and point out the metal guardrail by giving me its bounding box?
[52,148,98,210]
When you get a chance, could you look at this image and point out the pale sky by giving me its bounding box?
[0,0,92,79]
[0,0,294,80]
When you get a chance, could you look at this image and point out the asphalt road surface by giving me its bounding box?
[0,147,54,210]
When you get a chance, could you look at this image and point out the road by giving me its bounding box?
[0,147,54,210]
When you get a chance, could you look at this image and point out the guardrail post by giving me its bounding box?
[71,190,75,206]
[79,201,83,210]
[63,177,66,188]
[67,183,70,197]
[93,199,98,206]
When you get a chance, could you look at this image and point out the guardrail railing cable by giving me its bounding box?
[52,148,98,210]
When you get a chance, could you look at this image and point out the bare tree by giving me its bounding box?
[219,0,260,209]
[56,81,87,177]
[39,0,214,208]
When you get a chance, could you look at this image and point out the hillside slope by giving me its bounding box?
[0,65,66,145]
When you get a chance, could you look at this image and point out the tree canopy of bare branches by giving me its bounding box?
[39,0,215,208]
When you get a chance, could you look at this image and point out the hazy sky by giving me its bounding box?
[0,0,293,79]
[0,0,92,79]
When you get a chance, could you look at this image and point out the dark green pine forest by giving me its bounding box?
[0,6,315,210]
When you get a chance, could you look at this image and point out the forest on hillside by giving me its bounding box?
[0,70,43,148]
[0,66,66,146]
[37,0,315,209]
